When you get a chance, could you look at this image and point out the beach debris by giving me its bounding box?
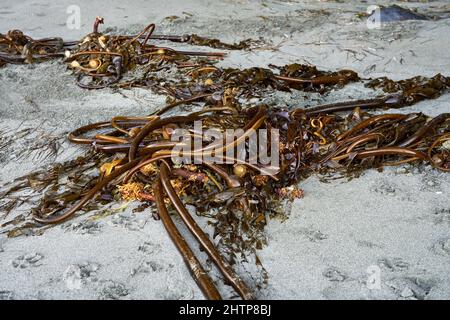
[0,17,449,300]
[367,4,430,23]
[0,30,75,66]
[148,33,260,50]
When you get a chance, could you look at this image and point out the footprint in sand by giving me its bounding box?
[156,278,194,300]
[0,290,15,300]
[378,257,410,272]
[63,220,103,235]
[298,227,328,242]
[356,240,383,249]
[130,260,173,277]
[386,276,435,300]
[11,253,43,269]
[137,241,162,254]
[323,267,348,282]
[371,179,397,196]
[433,208,450,225]
[431,238,450,257]
[420,175,441,192]
[98,280,130,300]
[109,213,148,231]
[62,262,100,290]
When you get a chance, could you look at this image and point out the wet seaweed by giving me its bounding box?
[0,17,449,300]
[0,29,75,66]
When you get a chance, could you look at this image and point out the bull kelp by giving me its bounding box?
[0,18,449,300]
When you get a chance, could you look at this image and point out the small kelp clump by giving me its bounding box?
[0,17,252,70]
[62,19,450,105]
[65,18,216,89]
[62,18,361,95]
[271,63,360,93]
[186,34,260,50]
[0,17,449,300]
[366,74,450,104]
[0,30,75,66]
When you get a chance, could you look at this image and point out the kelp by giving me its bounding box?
[0,151,110,234]
[148,33,260,50]
[271,63,360,93]
[0,30,75,66]
[2,104,448,299]
[366,74,450,105]
[0,17,449,300]
[186,34,260,50]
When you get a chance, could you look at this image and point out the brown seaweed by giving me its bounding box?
[0,17,449,300]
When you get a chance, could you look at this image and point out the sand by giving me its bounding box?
[0,0,449,300]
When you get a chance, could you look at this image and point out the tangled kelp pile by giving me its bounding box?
[1,18,449,300]
[0,30,76,67]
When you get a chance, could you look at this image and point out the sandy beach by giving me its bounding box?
[0,0,449,300]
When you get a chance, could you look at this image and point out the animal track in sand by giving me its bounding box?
[371,179,397,196]
[62,262,101,290]
[298,227,328,242]
[431,238,450,256]
[0,290,15,300]
[323,267,348,282]
[156,277,194,300]
[98,280,130,300]
[130,260,173,276]
[11,253,43,268]
[420,175,442,192]
[371,178,414,201]
[356,240,383,249]
[137,241,162,254]
[432,208,450,225]
[108,213,148,231]
[378,257,410,272]
[386,276,435,300]
[63,220,103,235]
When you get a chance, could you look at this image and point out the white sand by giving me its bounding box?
[0,0,449,300]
